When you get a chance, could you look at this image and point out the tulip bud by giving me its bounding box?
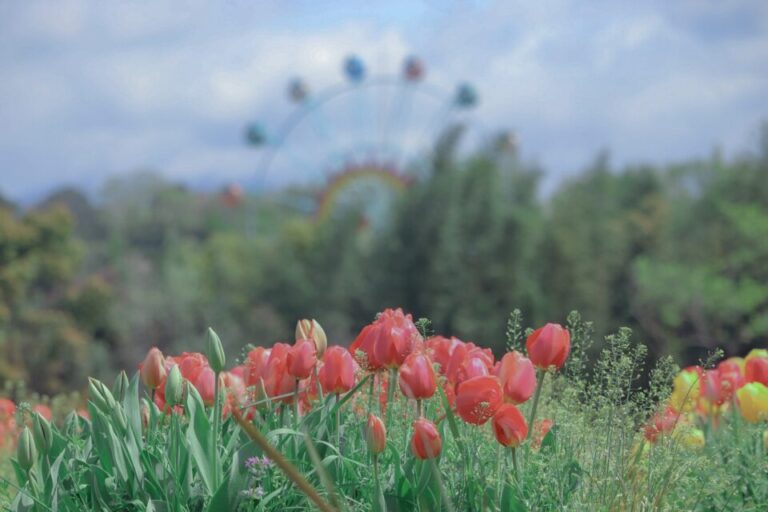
[496,351,536,405]
[88,378,117,413]
[296,319,328,358]
[113,370,129,403]
[17,427,36,471]
[165,365,184,408]
[366,414,386,455]
[32,412,53,453]
[140,347,167,390]
[411,418,442,459]
[206,327,226,374]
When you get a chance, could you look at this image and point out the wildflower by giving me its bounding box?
[526,323,570,370]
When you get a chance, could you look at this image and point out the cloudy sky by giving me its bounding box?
[1,0,767,202]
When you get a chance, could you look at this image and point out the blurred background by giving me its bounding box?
[1,1,767,396]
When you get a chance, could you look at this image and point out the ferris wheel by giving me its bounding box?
[243,54,480,225]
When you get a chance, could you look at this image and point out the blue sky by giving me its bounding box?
[1,0,767,202]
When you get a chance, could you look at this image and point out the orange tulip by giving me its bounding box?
[140,347,167,390]
[366,413,387,455]
[411,417,442,459]
[526,323,570,370]
[492,404,528,447]
[746,357,768,386]
[287,339,318,380]
[319,346,357,395]
[399,352,437,400]
[496,351,536,405]
[456,375,503,425]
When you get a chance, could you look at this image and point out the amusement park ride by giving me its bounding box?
[240,54,483,227]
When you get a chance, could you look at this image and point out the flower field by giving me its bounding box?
[2,309,768,511]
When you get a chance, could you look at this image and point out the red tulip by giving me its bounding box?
[194,366,217,406]
[399,352,437,400]
[444,341,494,387]
[32,404,52,422]
[456,375,503,425]
[244,346,271,387]
[366,413,387,455]
[699,369,724,408]
[319,346,357,395]
[140,347,167,390]
[746,357,768,386]
[492,404,528,447]
[495,351,536,404]
[526,323,570,370]
[425,336,462,374]
[532,419,554,450]
[643,406,679,443]
[0,398,16,420]
[262,343,297,402]
[411,418,442,459]
[175,352,208,383]
[718,358,745,400]
[350,308,420,370]
[287,339,317,380]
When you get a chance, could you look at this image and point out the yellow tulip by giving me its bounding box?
[746,349,768,362]
[670,367,701,412]
[678,428,705,449]
[736,382,768,423]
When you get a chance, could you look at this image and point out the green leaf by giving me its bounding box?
[501,481,527,512]
[186,383,215,494]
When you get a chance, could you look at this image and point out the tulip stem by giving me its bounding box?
[212,371,222,489]
[367,376,375,414]
[294,378,301,425]
[385,368,397,431]
[314,366,324,403]
[417,399,423,418]
[526,369,546,440]
[372,455,386,511]
[511,447,520,483]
